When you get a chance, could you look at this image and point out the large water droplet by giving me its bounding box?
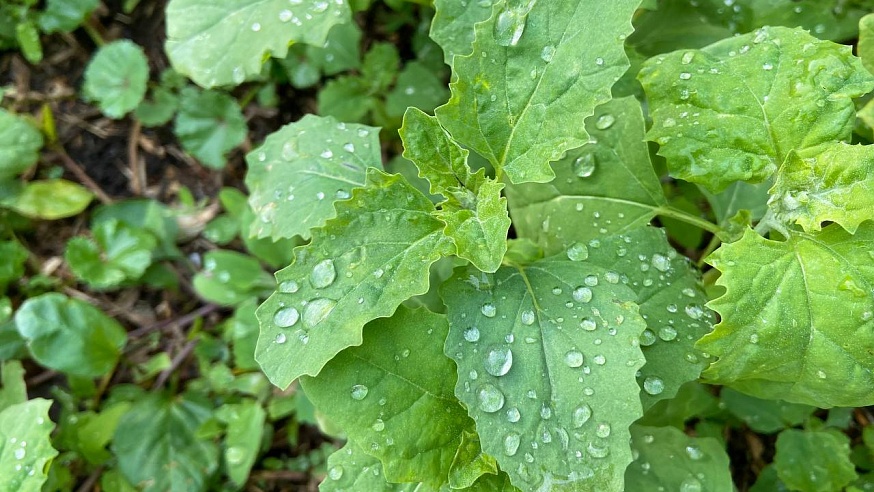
[506,407,521,423]
[651,254,671,272]
[640,329,657,346]
[484,347,513,376]
[226,446,244,464]
[504,432,521,456]
[573,154,596,178]
[573,405,592,428]
[350,384,369,400]
[481,303,497,317]
[274,307,300,328]
[279,280,300,293]
[595,114,615,130]
[328,465,344,480]
[464,327,481,342]
[303,298,337,327]
[595,423,611,438]
[274,333,287,344]
[584,275,599,287]
[580,318,597,331]
[564,350,584,368]
[586,441,610,458]
[680,476,703,492]
[685,445,704,460]
[540,45,556,63]
[658,326,678,341]
[684,304,704,320]
[643,376,665,395]
[371,419,385,432]
[494,7,529,47]
[310,259,336,288]
[572,286,593,303]
[567,242,589,261]
[521,310,536,326]
[477,383,505,412]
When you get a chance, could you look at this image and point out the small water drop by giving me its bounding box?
[481,303,497,317]
[504,433,521,456]
[251,22,261,32]
[279,280,300,293]
[681,51,695,64]
[14,448,25,460]
[595,114,615,130]
[640,330,657,346]
[226,446,244,465]
[303,298,337,327]
[685,445,704,460]
[371,419,385,432]
[477,383,505,412]
[573,154,596,178]
[521,310,536,326]
[651,254,671,272]
[506,407,521,423]
[564,350,584,368]
[484,347,513,376]
[573,405,592,428]
[584,275,599,287]
[279,9,293,22]
[679,72,692,80]
[328,465,344,480]
[762,62,773,71]
[658,327,678,341]
[310,259,336,288]
[274,333,287,344]
[494,7,529,47]
[572,286,593,303]
[580,318,597,331]
[595,423,611,438]
[567,242,589,261]
[350,384,369,400]
[540,45,556,63]
[586,441,609,458]
[680,476,703,492]
[643,376,665,395]
[273,307,300,328]
[343,142,355,152]
[464,327,481,343]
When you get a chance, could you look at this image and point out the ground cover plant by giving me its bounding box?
[2,0,874,491]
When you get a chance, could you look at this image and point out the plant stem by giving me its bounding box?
[654,205,725,239]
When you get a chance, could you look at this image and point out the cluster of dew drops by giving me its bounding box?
[5,415,49,489]
[633,432,711,492]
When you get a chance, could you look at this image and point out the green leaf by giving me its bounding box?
[15,21,42,64]
[0,109,43,180]
[434,0,640,184]
[580,227,715,410]
[441,257,646,491]
[1,179,93,220]
[38,0,97,33]
[317,77,377,122]
[625,425,733,492]
[165,0,351,88]
[719,388,815,434]
[0,240,28,291]
[321,441,418,492]
[361,42,401,92]
[77,402,131,464]
[14,293,127,377]
[303,307,472,486]
[92,199,180,258]
[0,360,26,412]
[698,225,874,407]
[65,219,157,289]
[135,87,179,127]
[505,97,666,255]
[245,115,382,241]
[113,392,218,492]
[216,399,265,486]
[430,0,492,64]
[0,399,57,492]
[305,21,362,75]
[769,143,874,234]
[174,88,247,169]
[449,429,499,489]
[860,14,874,75]
[256,169,455,388]
[701,180,771,225]
[83,40,149,118]
[400,108,509,272]
[385,62,450,118]
[639,26,874,192]
[192,250,274,306]
[774,429,857,492]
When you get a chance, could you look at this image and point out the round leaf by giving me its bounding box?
[83,40,150,118]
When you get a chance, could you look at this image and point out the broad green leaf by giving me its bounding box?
[245,115,382,241]
[83,40,149,118]
[0,240,27,291]
[216,400,265,486]
[701,180,770,225]
[255,169,455,388]
[38,0,97,33]
[774,429,857,492]
[400,108,509,272]
[860,14,874,75]
[430,0,491,64]
[92,199,180,258]
[434,0,640,184]
[0,399,57,492]
[580,228,715,410]
[719,388,815,434]
[165,0,350,88]
[218,188,297,268]
[16,21,42,64]
[441,258,646,491]
[317,77,377,122]
[637,382,719,428]
[14,293,127,377]
[0,360,26,412]
[65,219,157,289]
[769,143,874,234]
[360,42,401,92]
[751,465,791,492]
[135,87,178,127]
[698,225,874,407]
[505,97,665,255]
[640,26,874,192]
[0,109,43,180]
[629,0,869,57]
[305,22,362,75]
[1,179,93,220]
[625,425,733,492]
[303,307,471,486]
[385,62,450,118]
[192,250,274,306]
[113,392,218,492]
[174,88,246,169]
[320,441,418,492]
[449,429,498,489]
[76,402,131,464]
